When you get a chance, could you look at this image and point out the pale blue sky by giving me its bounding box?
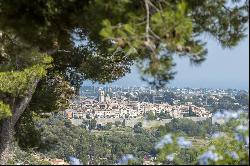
[84,31,249,90]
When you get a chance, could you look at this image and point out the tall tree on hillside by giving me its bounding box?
[0,0,248,164]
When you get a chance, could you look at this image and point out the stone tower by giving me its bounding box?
[99,90,105,102]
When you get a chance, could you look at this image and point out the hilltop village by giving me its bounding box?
[64,89,212,120]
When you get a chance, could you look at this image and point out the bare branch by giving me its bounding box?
[144,0,158,61]
[145,0,150,42]
[149,28,161,40]
[148,0,161,12]
[58,49,71,53]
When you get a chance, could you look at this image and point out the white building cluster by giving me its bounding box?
[65,91,212,120]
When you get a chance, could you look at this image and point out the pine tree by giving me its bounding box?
[0,0,248,163]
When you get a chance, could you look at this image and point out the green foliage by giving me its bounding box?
[146,111,156,120]
[28,74,74,113]
[0,52,52,120]
[151,1,193,50]
[204,134,249,165]
[134,122,142,128]
[24,116,158,164]
[7,142,52,165]
[96,0,248,87]
[157,118,213,138]
[89,119,97,130]
[35,117,89,163]
[155,111,172,119]
[0,100,11,119]
[156,134,192,164]
[104,122,112,130]
[133,122,146,134]
[235,93,249,107]
[0,64,48,96]
[1,0,248,88]
[156,112,249,165]
[15,111,42,150]
[14,113,249,165]
[99,20,114,39]
[115,121,121,127]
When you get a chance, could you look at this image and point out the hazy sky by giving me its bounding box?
[83,31,249,90]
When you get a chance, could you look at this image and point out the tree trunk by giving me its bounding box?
[0,118,13,165]
[0,78,39,165]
